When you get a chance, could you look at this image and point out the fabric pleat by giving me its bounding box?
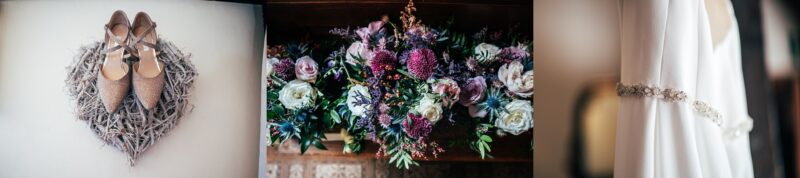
[615,0,754,177]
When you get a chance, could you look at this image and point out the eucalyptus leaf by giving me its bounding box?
[478,141,486,158]
[300,137,311,154]
[273,105,285,116]
[330,111,341,123]
[390,151,400,163]
[313,140,328,150]
[480,135,493,142]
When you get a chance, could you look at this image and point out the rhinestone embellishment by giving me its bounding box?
[617,83,723,127]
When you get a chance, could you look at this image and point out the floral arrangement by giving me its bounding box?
[265,0,533,170]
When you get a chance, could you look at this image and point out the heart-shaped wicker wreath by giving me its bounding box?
[65,39,197,165]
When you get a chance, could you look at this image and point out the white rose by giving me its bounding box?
[295,56,319,82]
[498,61,533,98]
[415,95,443,124]
[346,85,372,117]
[265,58,279,87]
[265,57,278,77]
[278,80,318,110]
[495,99,533,135]
[474,43,500,63]
[346,41,373,65]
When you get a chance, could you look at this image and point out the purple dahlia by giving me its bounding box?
[406,48,437,79]
[273,58,296,80]
[369,50,397,76]
[403,113,433,140]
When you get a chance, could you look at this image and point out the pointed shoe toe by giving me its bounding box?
[97,65,131,113]
[132,62,165,110]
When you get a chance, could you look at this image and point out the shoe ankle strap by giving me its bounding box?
[131,22,158,52]
[102,23,133,54]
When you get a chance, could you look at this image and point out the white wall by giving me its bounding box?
[533,0,621,177]
[0,1,264,177]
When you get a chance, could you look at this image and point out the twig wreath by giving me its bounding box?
[65,39,197,165]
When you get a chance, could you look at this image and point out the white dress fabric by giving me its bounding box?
[615,0,754,177]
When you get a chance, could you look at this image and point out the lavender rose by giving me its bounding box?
[356,20,386,43]
[295,56,319,82]
[346,41,373,65]
[459,76,487,106]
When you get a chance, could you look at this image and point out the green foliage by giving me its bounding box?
[388,145,417,169]
[266,5,534,171]
[475,133,493,159]
[286,43,310,60]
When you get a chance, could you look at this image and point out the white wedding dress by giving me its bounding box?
[615,0,754,177]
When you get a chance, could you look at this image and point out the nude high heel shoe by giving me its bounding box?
[131,12,165,110]
[97,10,132,113]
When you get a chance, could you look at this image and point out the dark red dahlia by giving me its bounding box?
[273,58,295,80]
[406,48,437,79]
[403,113,433,139]
[369,50,397,76]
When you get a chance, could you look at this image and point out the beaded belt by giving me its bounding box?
[616,83,723,127]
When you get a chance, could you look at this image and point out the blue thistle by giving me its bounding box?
[478,88,509,121]
[279,121,295,134]
[273,120,301,144]
[386,123,405,141]
[296,111,309,122]
[294,109,317,122]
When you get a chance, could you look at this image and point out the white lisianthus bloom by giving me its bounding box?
[474,43,500,63]
[415,94,443,124]
[265,58,279,87]
[346,85,372,117]
[346,41,373,65]
[278,80,318,110]
[498,61,534,98]
[495,99,533,135]
[295,56,319,82]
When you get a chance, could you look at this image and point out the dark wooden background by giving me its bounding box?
[263,0,532,45]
